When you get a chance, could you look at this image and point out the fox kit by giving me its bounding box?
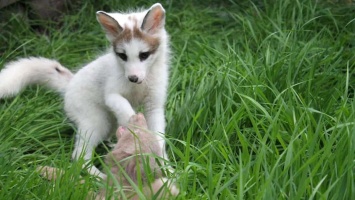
[37,114,178,199]
[98,113,178,199]
[0,3,170,178]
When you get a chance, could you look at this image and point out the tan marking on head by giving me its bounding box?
[113,25,133,46]
[128,15,138,27]
[113,25,160,52]
[133,27,160,51]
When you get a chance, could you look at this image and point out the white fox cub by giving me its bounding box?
[0,3,170,178]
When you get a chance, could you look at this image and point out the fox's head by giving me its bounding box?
[96,3,166,84]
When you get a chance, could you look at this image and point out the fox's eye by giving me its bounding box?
[116,52,128,61]
[139,52,150,61]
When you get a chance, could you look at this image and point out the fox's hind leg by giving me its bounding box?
[68,106,113,178]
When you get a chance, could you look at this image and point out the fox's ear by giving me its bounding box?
[141,3,165,34]
[96,11,123,42]
[116,126,127,139]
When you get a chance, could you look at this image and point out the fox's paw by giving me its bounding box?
[128,113,148,128]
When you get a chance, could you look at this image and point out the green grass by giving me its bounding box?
[1,0,355,199]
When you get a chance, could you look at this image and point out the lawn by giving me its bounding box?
[0,0,354,199]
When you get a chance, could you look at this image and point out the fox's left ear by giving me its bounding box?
[141,3,166,34]
[96,11,123,42]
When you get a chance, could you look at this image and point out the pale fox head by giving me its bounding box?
[96,3,166,84]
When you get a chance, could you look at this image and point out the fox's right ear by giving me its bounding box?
[141,3,165,34]
[96,11,123,42]
[116,126,126,139]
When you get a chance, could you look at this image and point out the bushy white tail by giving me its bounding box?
[0,57,73,98]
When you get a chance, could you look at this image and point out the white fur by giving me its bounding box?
[0,57,73,98]
[0,3,170,179]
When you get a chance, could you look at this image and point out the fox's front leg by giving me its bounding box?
[144,101,166,152]
[105,93,135,126]
[144,106,166,134]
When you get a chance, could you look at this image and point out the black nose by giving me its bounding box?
[128,75,138,83]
